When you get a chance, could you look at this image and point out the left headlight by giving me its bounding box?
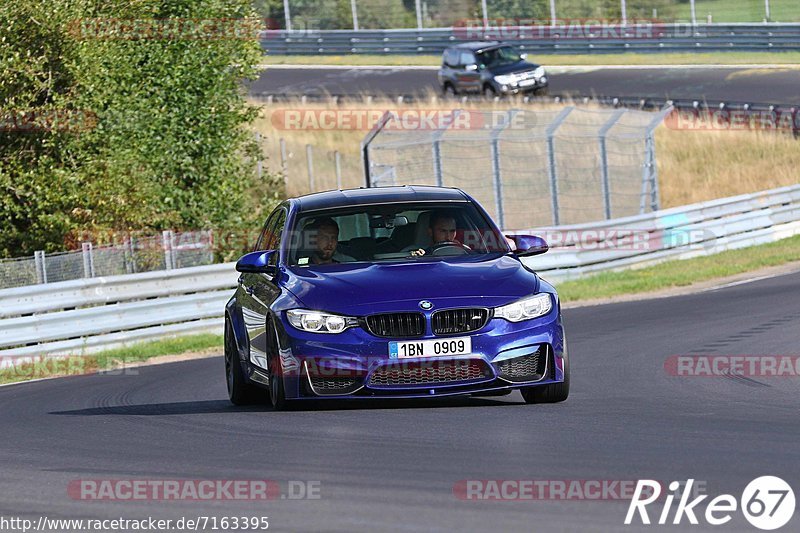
[494,293,553,322]
[286,309,359,334]
[533,66,546,78]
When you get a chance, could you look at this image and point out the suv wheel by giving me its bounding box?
[443,83,457,98]
[483,85,497,99]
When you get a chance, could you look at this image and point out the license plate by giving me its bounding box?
[389,337,472,359]
[519,79,537,87]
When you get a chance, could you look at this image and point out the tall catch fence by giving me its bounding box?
[363,106,672,229]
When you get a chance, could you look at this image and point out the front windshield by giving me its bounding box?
[476,46,522,68]
[288,202,509,267]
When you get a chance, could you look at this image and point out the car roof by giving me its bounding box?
[293,186,469,212]
[448,41,504,52]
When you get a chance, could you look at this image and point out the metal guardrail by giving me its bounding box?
[261,24,800,55]
[522,184,800,281]
[2,184,799,360]
[0,263,237,361]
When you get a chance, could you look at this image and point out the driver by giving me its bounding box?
[410,212,471,256]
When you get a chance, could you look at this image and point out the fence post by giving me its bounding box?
[545,106,574,226]
[279,138,288,190]
[765,0,771,21]
[361,111,393,187]
[162,230,174,270]
[690,0,697,26]
[128,236,138,274]
[489,109,519,230]
[283,0,292,32]
[34,250,47,284]
[640,105,672,213]
[306,144,315,192]
[431,109,460,188]
[415,0,422,29]
[549,0,557,26]
[598,109,626,220]
[255,132,263,180]
[81,242,95,278]
[334,150,343,189]
[350,0,359,30]
[481,0,488,28]
[620,0,627,26]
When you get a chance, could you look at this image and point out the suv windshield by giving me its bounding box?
[287,202,509,267]
[476,46,522,68]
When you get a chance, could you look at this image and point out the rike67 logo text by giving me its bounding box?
[625,477,795,530]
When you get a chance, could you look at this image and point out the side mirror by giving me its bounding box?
[506,234,549,257]
[236,250,277,274]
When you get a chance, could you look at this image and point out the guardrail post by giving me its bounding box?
[34,250,47,284]
[415,0,422,29]
[306,144,315,193]
[334,150,343,189]
[598,109,626,220]
[81,242,95,278]
[690,0,697,26]
[162,230,174,270]
[545,107,574,226]
[489,109,519,229]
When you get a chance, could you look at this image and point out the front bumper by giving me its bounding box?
[260,311,565,400]
[493,76,548,95]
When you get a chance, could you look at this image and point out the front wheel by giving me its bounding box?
[442,83,457,98]
[483,85,497,99]
[521,346,569,404]
[268,324,291,411]
[225,320,264,405]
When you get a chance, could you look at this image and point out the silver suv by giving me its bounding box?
[438,42,548,98]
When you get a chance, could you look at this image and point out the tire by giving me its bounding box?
[268,323,290,411]
[534,87,549,97]
[443,83,457,98]
[521,345,570,404]
[224,319,264,406]
[483,85,497,99]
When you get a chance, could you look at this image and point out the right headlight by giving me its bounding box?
[494,293,552,322]
[286,309,359,334]
[493,74,515,85]
[533,66,546,78]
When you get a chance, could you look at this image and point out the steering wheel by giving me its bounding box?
[429,241,470,256]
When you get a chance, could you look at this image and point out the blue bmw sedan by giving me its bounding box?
[224,186,568,409]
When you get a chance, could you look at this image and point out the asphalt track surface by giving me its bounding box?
[249,65,800,103]
[2,270,799,532]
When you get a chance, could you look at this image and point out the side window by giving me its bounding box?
[267,210,287,259]
[444,49,458,67]
[254,210,279,252]
[458,51,475,67]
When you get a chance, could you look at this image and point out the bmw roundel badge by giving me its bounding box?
[419,300,433,310]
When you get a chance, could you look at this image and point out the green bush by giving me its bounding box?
[0,0,281,258]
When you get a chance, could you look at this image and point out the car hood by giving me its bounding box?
[282,254,540,315]
[489,60,541,76]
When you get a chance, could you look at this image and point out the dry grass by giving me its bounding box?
[251,96,800,208]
